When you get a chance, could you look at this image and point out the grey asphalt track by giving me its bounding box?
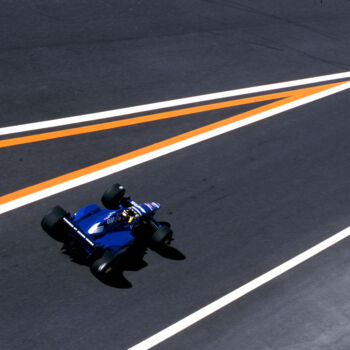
[1,1,350,349]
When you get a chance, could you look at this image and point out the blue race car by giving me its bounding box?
[41,183,173,278]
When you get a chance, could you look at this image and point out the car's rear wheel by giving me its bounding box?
[150,225,173,246]
[101,183,126,209]
[41,205,68,242]
[90,250,121,277]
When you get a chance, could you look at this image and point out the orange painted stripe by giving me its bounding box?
[0,81,343,205]
[0,85,329,149]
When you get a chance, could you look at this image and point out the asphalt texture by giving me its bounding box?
[1,1,350,349]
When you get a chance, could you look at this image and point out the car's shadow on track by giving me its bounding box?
[100,245,186,288]
[150,244,186,260]
[95,258,149,288]
[62,243,185,288]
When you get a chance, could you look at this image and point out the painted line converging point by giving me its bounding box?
[1,71,350,136]
[127,225,350,350]
[0,80,350,214]
[1,73,350,347]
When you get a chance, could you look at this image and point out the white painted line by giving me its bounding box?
[1,71,350,136]
[1,81,349,214]
[128,225,350,349]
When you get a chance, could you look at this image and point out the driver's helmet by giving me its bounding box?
[120,209,134,224]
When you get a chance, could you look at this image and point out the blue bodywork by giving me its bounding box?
[63,199,161,258]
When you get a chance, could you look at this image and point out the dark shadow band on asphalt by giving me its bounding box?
[61,241,186,288]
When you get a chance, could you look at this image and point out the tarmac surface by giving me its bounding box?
[1,1,350,349]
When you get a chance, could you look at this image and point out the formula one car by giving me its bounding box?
[41,183,173,278]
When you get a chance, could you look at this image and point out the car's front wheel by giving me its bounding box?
[101,183,126,209]
[150,225,173,246]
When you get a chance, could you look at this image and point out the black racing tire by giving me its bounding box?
[90,250,120,277]
[150,225,173,246]
[101,183,126,209]
[41,205,68,242]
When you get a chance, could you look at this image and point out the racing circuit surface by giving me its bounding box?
[2,1,350,349]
